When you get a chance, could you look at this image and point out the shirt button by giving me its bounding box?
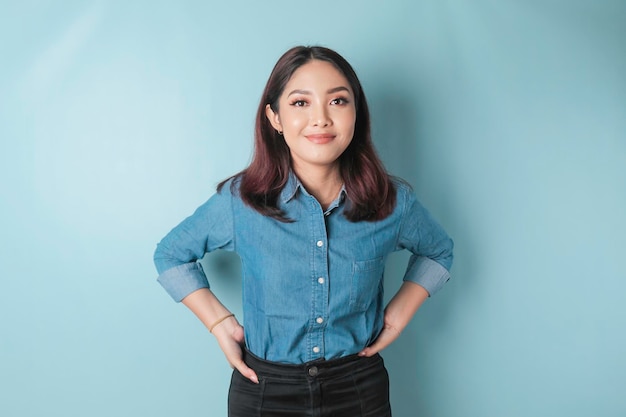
[312,346,320,353]
[316,317,324,324]
[318,277,325,284]
[316,240,324,247]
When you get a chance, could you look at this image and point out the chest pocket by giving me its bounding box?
[350,257,385,312]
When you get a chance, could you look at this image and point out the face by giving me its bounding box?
[266,60,356,175]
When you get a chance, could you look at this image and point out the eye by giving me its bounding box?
[330,97,349,105]
[290,99,307,107]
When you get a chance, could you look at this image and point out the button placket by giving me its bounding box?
[309,202,328,361]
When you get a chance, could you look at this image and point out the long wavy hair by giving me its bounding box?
[219,45,396,222]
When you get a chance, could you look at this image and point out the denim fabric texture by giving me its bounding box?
[154,172,453,364]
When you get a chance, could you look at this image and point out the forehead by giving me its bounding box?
[284,60,352,94]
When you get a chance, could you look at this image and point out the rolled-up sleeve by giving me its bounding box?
[396,185,454,296]
[403,255,451,296]
[156,262,209,302]
[153,184,235,302]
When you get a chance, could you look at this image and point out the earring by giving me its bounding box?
[277,130,283,135]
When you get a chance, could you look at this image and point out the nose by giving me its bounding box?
[311,103,330,127]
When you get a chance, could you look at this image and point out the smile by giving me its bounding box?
[305,134,335,144]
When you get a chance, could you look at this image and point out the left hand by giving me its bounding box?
[358,281,429,357]
[358,323,402,357]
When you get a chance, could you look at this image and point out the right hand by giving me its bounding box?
[211,317,259,384]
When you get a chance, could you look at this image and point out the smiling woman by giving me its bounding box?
[265,60,356,208]
[232,46,399,223]
[153,45,454,417]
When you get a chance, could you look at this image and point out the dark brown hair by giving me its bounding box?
[219,45,396,222]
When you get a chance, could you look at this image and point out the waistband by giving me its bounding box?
[243,349,383,380]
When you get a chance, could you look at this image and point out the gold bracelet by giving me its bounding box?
[208,313,235,333]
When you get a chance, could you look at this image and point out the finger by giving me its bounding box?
[358,347,376,357]
[232,359,259,384]
[359,328,398,357]
[359,340,383,357]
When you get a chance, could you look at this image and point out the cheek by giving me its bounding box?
[282,114,306,131]
[339,111,356,129]
[342,118,356,138]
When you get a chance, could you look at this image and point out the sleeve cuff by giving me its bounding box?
[156,262,210,302]
[403,255,451,296]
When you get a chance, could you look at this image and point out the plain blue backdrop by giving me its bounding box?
[1,1,625,416]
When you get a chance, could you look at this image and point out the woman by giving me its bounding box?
[154,45,453,417]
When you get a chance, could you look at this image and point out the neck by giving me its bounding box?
[292,163,343,210]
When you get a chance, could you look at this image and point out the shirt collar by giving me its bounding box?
[281,171,301,204]
[280,171,347,207]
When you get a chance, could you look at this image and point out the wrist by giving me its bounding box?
[211,315,241,338]
[209,313,235,333]
[383,320,402,335]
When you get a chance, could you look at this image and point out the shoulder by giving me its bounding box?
[216,175,243,198]
[390,176,412,192]
[194,176,242,214]
[390,176,414,204]
[388,177,431,221]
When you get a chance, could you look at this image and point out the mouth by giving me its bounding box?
[305,134,335,144]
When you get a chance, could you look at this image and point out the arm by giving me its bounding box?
[359,281,429,357]
[154,184,258,382]
[360,184,453,356]
[181,288,258,384]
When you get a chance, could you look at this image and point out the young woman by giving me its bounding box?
[154,45,453,417]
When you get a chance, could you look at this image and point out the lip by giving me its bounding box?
[305,133,335,144]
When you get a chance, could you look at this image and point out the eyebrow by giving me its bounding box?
[287,86,351,97]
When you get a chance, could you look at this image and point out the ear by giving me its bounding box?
[265,104,282,132]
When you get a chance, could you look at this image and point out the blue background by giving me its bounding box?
[1,1,625,416]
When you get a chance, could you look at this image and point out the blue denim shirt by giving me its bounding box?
[154,173,453,364]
